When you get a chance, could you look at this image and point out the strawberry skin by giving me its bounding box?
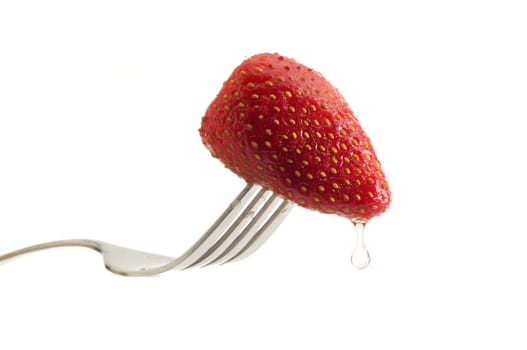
[200,53,390,222]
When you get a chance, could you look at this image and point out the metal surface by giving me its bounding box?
[0,184,294,276]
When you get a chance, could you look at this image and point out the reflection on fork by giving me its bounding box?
[0,184,294,277]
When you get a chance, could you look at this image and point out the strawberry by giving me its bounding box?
[200,53,390,222]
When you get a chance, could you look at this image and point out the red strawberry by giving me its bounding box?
[200,53,390,222]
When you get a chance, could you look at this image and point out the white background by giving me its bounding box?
[1,1,526,349]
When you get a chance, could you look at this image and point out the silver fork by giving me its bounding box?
[0,183,294,277]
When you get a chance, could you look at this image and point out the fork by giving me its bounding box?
[0,183,294,277]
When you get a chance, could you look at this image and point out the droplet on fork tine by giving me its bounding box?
[351,220,371,269]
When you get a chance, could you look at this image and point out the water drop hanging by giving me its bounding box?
[351,220,371,269]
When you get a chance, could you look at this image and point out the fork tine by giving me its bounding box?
[183,187,272,269]
[224,200,294,264]
[167,183,263,270]
[204,192,289,266]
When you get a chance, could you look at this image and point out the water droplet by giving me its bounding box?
[351,220,371,269]
[231,199,242,209]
